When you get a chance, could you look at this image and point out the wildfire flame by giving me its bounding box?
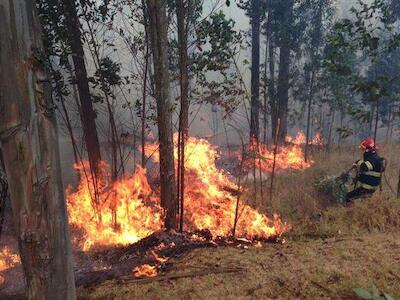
[67,164,163,251]
[146,135,290,239]
[248,131,324,173]
[0,246,20,272]
[133,264,158,277]
[67,135,290,251]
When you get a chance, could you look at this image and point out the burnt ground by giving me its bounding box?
[78,231,400,300]
[0,223,277,299]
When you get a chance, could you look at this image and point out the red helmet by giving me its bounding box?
[360,138,378,152]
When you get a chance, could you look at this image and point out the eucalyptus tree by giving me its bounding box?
[326,0,400,142]
[147,0,177,229]
[0,0,76,297]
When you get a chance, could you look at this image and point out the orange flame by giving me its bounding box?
[67,164,163,251]
[67,135,290,251]
[0,246,20,272]
[146,135,290,239]
[133,264,158,277]
[249,132,324,173]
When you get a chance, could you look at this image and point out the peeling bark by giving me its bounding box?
[0,0,76,298]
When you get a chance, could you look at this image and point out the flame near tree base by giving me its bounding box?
[244,131,323,174]
[67,135,291,251]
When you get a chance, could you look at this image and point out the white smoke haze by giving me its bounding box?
[56,0,390,186]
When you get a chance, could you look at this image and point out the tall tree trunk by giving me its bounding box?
[0,1,76,298]
[276,0,294,142]
[276,45,290,142]
[249,0,261,141]
[263,26,270,146]
[304,71,315,162]
[62,0,102,176]
[141,0,150,168]
[147,0,177,230]
[305,0,322,161]
[269,36,277,139]
[176,0,189,231]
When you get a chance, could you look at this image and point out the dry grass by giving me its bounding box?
[78,145,400,300]
[79,232,400,300]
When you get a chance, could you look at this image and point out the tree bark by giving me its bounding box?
[276,0,294,142]
[0,1,76,298]
[62,0,102,176]
[176,0,189,232]
[263,34,269,145]
[327,109,335,151]
[141,0,150,168]
[147,0,177,230]
[304,71,315,162]
[249,0,261,142]
[269,35,277,140]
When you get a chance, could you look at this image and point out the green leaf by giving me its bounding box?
[383,293,395,300]
[354,288,373,299]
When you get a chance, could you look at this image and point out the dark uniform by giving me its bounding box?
[346,151,384,202]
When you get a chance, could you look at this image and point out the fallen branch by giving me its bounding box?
[124,267,245,285]
[310,280,333,294]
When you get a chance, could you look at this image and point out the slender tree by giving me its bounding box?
[175,0,190,231]
[146,0,177,230]
[0,0,76,298]
[249,0,262,141]
[62,0,102,176]
[275,0,294,142]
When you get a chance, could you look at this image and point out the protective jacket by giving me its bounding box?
[354,152,384,191]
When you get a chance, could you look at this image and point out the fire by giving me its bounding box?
[67,164,163,251]
[248,132,324,173]
[133,264,158,277]
[0,246,20,272]
[285,131,307,145]
[67,135,290,251]
[146,135,290,239]
[312,132,324,146]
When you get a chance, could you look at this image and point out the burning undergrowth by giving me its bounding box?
[243,132,324,173]
[67,135,290,252]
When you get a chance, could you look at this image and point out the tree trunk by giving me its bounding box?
[141,0,150,168]
[276,45,290,142]
[304,70,315,163]
[276,0,294,142]
[263,23,270,146]
[0,1,76,298]
[249,0,261,142]
[147,0,177,230]
[176,0,189,232]
[269,36,277,140]
[62,0,102,176]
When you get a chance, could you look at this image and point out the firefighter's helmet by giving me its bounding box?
[360,138,378,152]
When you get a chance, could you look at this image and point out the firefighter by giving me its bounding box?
[345,138,384,202]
